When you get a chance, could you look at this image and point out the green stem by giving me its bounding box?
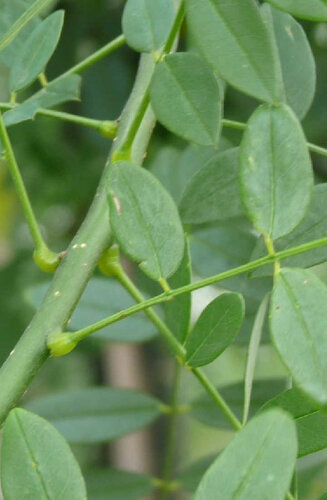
[0,103,118,139]
[222,118,327,158]
[59,34,126,79]
[159,364,181,500]
[0,110,59,270]
[67,235,327,344]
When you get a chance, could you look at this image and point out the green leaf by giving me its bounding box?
[239,104,313,240]
[262,387,327,457]
[194,409,297,500]
[243,294,270,423]
[26,387,162,443]
[85,468,155,500]
[177,455,216,493]
[180,148,244,224]
[28,278,157,343]
[165,240,191,343]
[122,0,175,53]
[107,161,185,281]
[251,184,327,278]
[0,0,54,53]
[267,0,327,21]
[150,53,222,146]
[0,0,40,67]
[262,4,316,120]
[185,0,279,102]
[319,494,327,500]
[1,408,87,500]
[191,379,286,429]
[270,268,327,406]
[10,10,64,92]
[3,74,82,127]
[185,292,244,367]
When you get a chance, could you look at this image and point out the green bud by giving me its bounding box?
[33,246,60,273]
[47,332,77,357]
[98,244,122,277]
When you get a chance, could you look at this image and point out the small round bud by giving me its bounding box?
[47,332,77,357]
[33,246,60,274]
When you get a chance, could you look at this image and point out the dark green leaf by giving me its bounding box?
[85,468,155,500]
[262,387,327,457]
[26,387,162,443]
[239,104,313,240]
[262,4,316,120]
[267,0,327,21]
[165,240,191,343]
[1,408,87,500]
[191,379,286,429]
[28,278,157,343]
[185,0,279,102]
[194,409,297,500]
[0,0,40,67]
[180,148,244,224]
[10,10,64,92]
[107,161,185,281]
[185,292,244,367]
[270,268,327,406]
[122,0,175,54]
[4,74,81,127]
[251,184,327,278]
[177,455,216,493]
[150,53,222,146]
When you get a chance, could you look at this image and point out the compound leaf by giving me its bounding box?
[150,53,222,146]
[185,292,244,367]
[239,104,313,240]
[194,409,297,500]
[185,0,280,102]
[122,0,175,53]
[1,408,86,500]
[107,161,185,281]
[270,268,327,406]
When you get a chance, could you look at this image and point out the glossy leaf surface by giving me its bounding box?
[194,409,297,500]
[239,104,313,240]
[107,161,184,281]
[4,74,81,126]
[122,0,175,53]
[270,268,327,406]
[267,0,327,21]
[186,0,279,102]
[150,53,222,146]
[185,292,244,367]
[1,408,86,500]
[180,148,244,224]
[26,387,162,443]
[10,10,64,92]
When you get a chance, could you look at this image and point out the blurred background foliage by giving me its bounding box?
[1,1,327,498]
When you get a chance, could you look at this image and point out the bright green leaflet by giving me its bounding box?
[26,387,163,443]
[191,379,286,430]
[195,409,297,500]
[0,0,40,67]
[185,292,244,367]
[1,408,86,500]
[267,0,327,21]
[185,0,279,102]
[164,240,191,344]
[28,278,157,343]
[239,103,313,240]
[150,52,222,146]
[85,468,155,500]
[270,268,327,406]
[180,148,244,224]
[262,4,316,120]
[107,161,185,281]
[10,10,64,92]
[4,74,81,127]
[122,0,175,53]
[262,387,327,457]
[251,184,327,278]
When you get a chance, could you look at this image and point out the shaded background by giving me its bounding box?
[1,1,327,498]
